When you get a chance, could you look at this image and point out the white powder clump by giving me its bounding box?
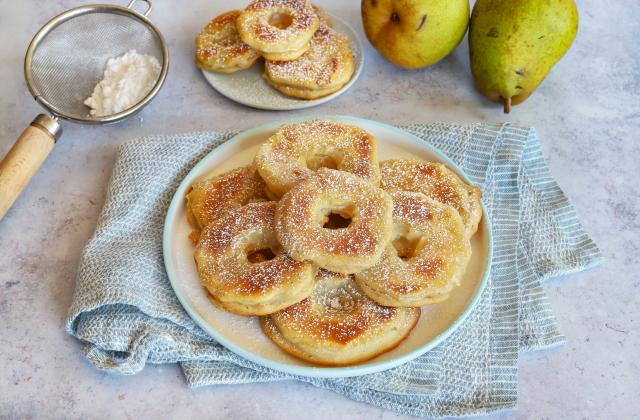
[84,50,161,117]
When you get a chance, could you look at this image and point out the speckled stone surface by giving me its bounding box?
[0,0,638,418]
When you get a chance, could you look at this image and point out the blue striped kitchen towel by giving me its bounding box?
[66,121,601,417]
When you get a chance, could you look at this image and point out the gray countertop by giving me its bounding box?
[1,0,638,418]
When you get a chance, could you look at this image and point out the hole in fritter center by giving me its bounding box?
[323,213,352,229]
[306,154,339,171]
[268,12,293,29]
[321,204,354,229]
[247,248,277,263]
[393,236,422,260]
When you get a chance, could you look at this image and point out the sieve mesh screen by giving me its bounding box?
[29,10,164,121]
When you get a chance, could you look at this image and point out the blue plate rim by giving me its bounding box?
[162,115,493,378]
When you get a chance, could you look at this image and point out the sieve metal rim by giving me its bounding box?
[23,2,170,124]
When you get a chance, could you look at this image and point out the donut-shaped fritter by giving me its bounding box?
[261,270,420,366]
[237,0,320,61]
[186,165,268,243]
[195,11,261,73]
[195,202,316,316]
[275,168,393,274]
[255,120,381,198]
[264,24,355,100]
[354,192,472,307]
[380,159,483,237]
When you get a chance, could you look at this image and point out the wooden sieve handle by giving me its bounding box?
[0,115,61,221]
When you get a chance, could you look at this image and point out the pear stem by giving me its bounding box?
[502,96,512,114]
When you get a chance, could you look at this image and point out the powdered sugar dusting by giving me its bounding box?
[196,202,314,307]
[354,191,472,305]
[238,0,319,53]
[380,159,483,236]
[196,10,259,71]
[200,15,363,110]
[265,24,353,89]
[255,120,380,196]
[274,168,392,273]
[186,164,267,236]
[268,271,417,345]
[84,50,160,117]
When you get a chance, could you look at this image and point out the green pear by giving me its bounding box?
[362,0,469,69]
[468,0,578,113]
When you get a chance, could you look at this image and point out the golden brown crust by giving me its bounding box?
[380,159,483,237]
[254,120,381,197]
[355,269,451,306]
[263,24,354,99]
[185,165,268,243]
[237,0,320,57]
[195,10,260,73]
[261,271,420,366]
[275,168,393,274]
[263,184,280,201]
[195,202,316,316]
[264,76,346,99]
[260,44,310,61]
[354,192,472,307]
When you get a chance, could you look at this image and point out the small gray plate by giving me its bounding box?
[201,15,364,110]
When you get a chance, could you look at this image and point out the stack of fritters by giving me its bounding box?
[186,120,483,365]
[195,1,355,99]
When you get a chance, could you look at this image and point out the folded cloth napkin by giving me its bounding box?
[66,122,601,417]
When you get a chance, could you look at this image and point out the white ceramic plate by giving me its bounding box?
[200,15,364,110]
[163,116,492,378]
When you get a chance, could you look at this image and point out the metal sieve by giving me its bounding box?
[0,0,169,220]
